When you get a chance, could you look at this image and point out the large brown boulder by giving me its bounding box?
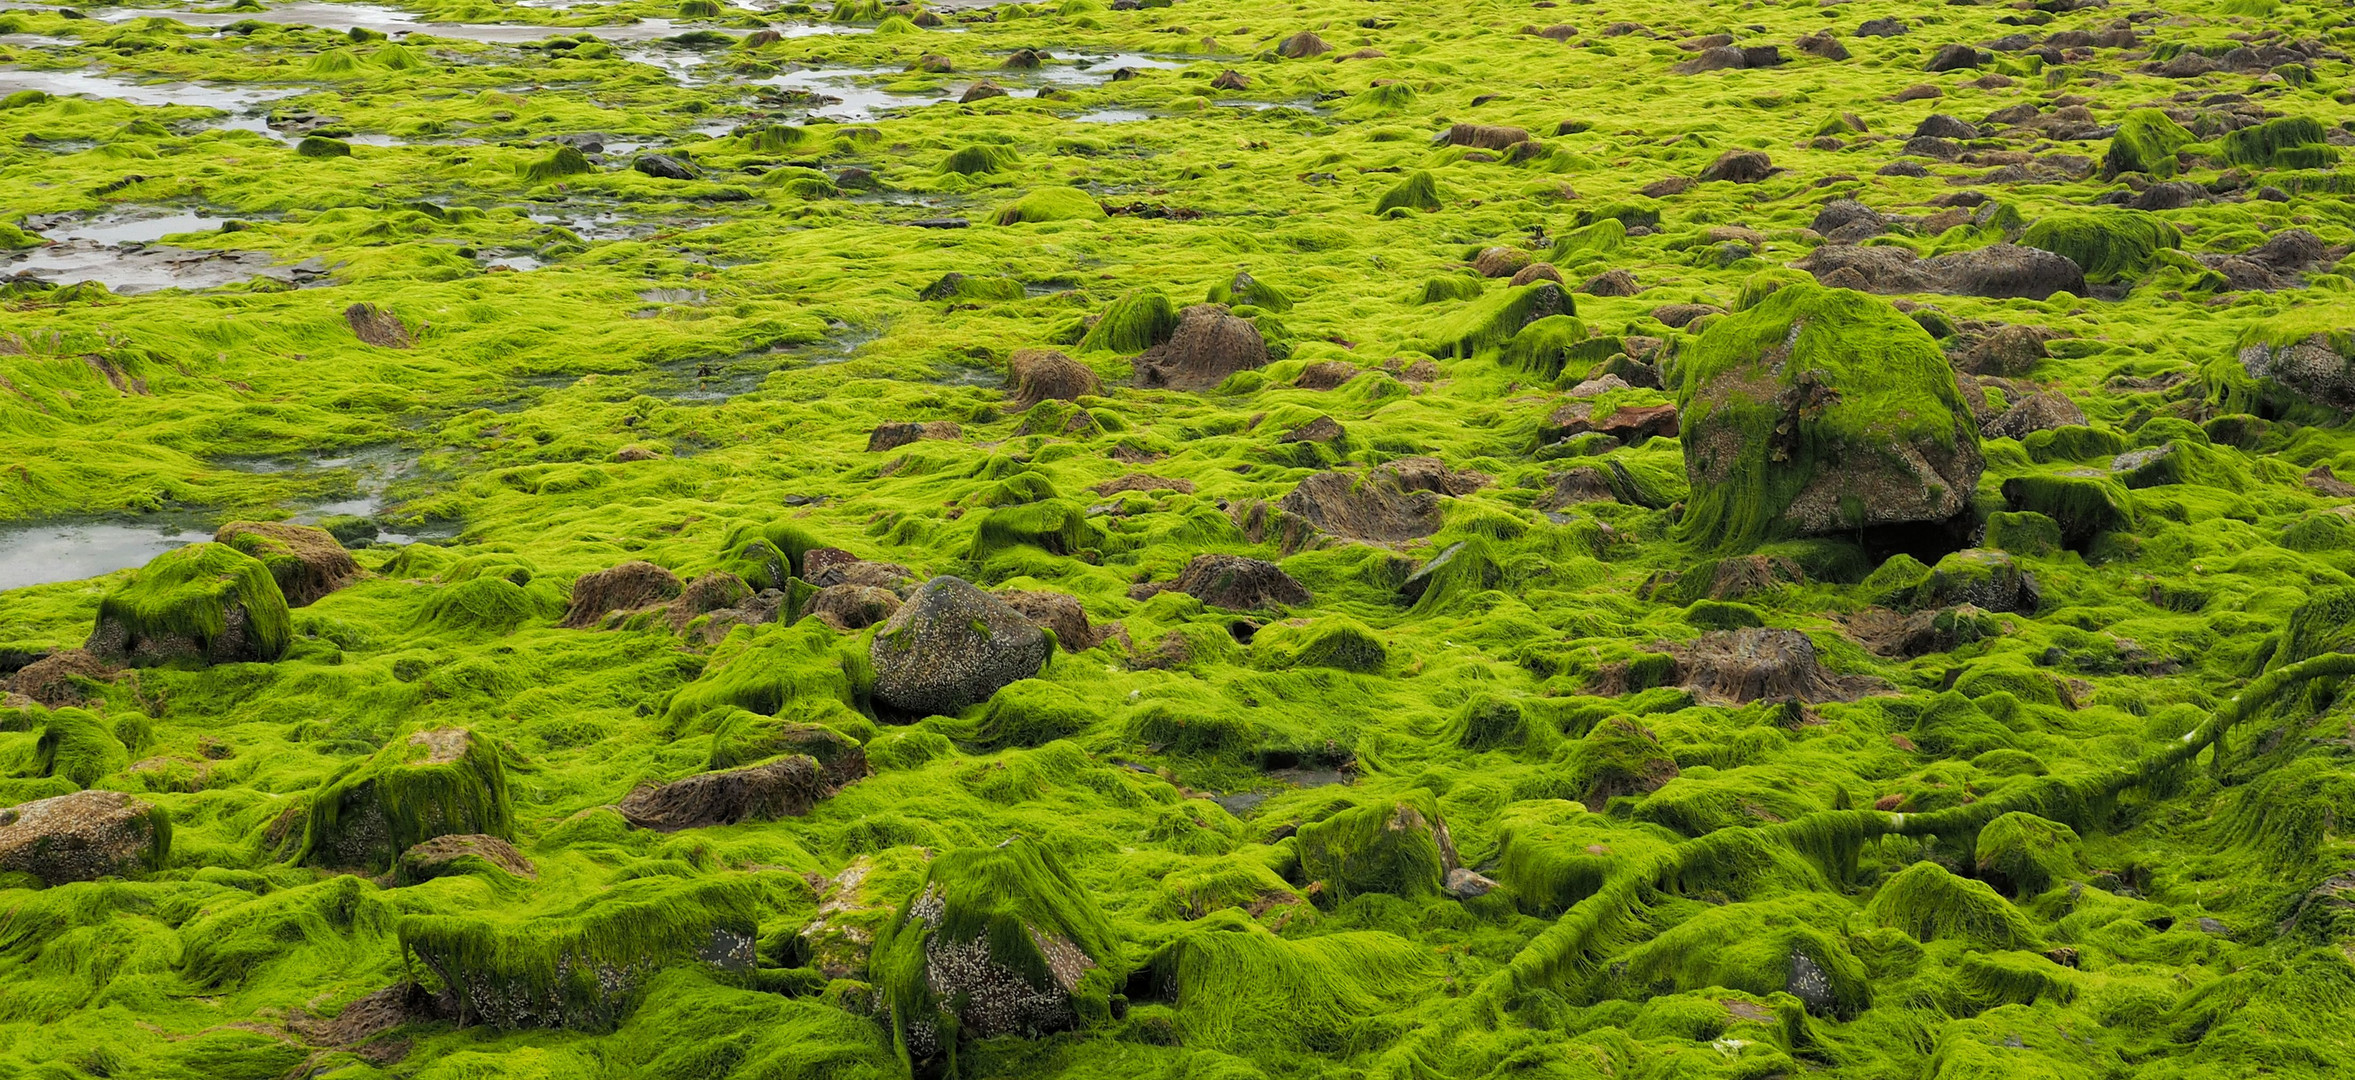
[0,790,168,885]
[1008,349,1101,408]
[617,757,830,832]
[1671,628,1881,704]
[214,521,359,607]
[869,576,1052,716]
[561,561,683,629]
[1795,244,2086,300]
[1134,304,1268,391]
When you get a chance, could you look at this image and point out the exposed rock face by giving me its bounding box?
[1544,400,1680,444]
[1697,149,1775,183]
[808,584,902,631]
[1008,348,1101,407]
[633,153,697,180]
[1795,244,2087,300]
[617,756,830,832]
[1677,283,1984,546]
[867,420,962,452]
[215,521,359,607]
[1982,392,2087,440]
[869,576,1051,716]
[997,589,1105,651]
[1445,123,1529,150]
[1171,553,1311,609]
[0,790,167,885]
[1672,628,1880,704]
[1273,456,1484,545]
[561,560,683,629]
[2236,334,2355,414]
[345,302,413,348]
[395,833,537,885]
[7,648,113,708]
[1134,304,1268,391]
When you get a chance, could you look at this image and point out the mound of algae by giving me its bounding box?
[5,0,2355,1078]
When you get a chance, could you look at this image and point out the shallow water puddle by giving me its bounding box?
[1,241,327,294]
[20,208,246,246]
[0,67,303,113]
[0,445,434,589]
[750,65,955,122]
[0,518,210,591]
[96,5,741,46]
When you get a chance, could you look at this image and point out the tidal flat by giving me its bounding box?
[4,0,2355,1078]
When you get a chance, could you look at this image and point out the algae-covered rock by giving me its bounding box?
[1919,550,2040,615]
[1975,812,2081,899]
[996,589,1105,651]
[214,521,359,608]
[1795,244,2085,300]
[1869,861,2037,948]
[297,727,513,873]
[1295,796,1450,900]
[85,543,293,667]
[616,755,830,832]
[1170,553,1310,610]
[801,849,931,979]
[1271,457,1485,546]
[872,837,1121,1064]
[869,575,1051,716]
[1677,283,1983,548]
[0,790,170,886]
[399,875,760,1030]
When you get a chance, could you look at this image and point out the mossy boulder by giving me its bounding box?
[706,706,870,784]
[296,728,513,873]
[1677,284,1982,548]
[872,837,1121,1065]
[399,876,760,1030]
[214,521,359,607]
[1251,617,1386,673]
[0,790,170,886]
[1296,796,1451,900]
[1570,716,1680,806]
[2101,109,2194,179]
[2018,211,2181,287]
[869,576,1052,717]
[994,187,1106,225]
[1869,861,2038,948]
[1134,304,1268,390]
[1919,549,2040,614]
[2000,475,2132,547]
[1975,812,2082,899]
[800,849,933,979]
[86,543,293,666]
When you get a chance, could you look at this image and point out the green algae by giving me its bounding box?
[4,0,2355,1076]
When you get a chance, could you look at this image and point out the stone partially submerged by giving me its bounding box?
[1676,283,1984,548]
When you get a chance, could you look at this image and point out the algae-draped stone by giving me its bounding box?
[869,576,1051,717]
[1296,797,1454,900]
[0,790,170,886]
[399,875,760,1030]
[297,728,513,873]
[872,837,1121,1065]
[2210,309,2355,420]
[86,543,293,666]
[1676,283,1983,548]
